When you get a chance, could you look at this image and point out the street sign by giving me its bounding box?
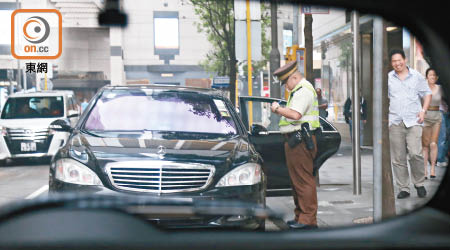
[301,6,330,14]
[235,20,262,61]
[234,0,261,20]
[234,0,262,61]
[213,76,230,84]
[212,76,230,88]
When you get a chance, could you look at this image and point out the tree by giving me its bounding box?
[304,14,313,85]
[190,0,237,105]
[190,0,271,104]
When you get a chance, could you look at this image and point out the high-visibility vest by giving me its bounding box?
[279,80,320,129]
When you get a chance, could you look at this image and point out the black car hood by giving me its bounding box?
[69,132,251,167]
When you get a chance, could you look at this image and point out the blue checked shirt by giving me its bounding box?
[388,67,432,128]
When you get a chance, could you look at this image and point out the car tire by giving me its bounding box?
[0,159,7,167]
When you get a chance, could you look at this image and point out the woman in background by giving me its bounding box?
[422,68,443,179]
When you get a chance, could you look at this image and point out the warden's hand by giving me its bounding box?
[271,102,280,113]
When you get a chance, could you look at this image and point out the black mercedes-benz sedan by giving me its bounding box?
[49,85,266,229]
[48,84,340,229]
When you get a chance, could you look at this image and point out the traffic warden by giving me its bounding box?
[270,61,320,229]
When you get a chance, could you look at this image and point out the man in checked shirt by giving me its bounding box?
[388,49,432,199]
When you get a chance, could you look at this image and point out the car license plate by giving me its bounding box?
[20,142,37,152]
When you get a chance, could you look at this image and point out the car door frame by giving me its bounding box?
[239,96,293,193]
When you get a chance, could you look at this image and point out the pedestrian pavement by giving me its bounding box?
[266,140,447,229]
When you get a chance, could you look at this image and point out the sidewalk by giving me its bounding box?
[267,140,446,228]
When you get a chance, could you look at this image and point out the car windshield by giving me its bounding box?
[83,89,238,135]
[0,96,64,119]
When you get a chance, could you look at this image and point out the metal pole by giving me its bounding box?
[269,0,280,99]
[246,0,253,125]
[373,17,383,222]
[16,0,21,91]
[293,4,299,45]
[260,70,263,96]
[351,11,361,195]
[23,67,27,91]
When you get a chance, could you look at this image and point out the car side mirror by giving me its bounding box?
[251,124,269,136]
[49,119,72,133]
[67,110,79,118]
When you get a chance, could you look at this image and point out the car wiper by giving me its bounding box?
[0,193,288,230]
[157,131,237,140]
[80,129,103,138]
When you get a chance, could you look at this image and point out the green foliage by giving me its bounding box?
[190,0,235,76]
[190,0,270,77]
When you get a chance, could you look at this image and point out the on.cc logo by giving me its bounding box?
[22,16,50,44]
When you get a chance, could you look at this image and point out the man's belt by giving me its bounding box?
[282,129,319,140]
[282,125,318,150]
[283,131,298,140]
[428,106,440,111]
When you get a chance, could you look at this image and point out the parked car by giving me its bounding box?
[0,91,80,165]
[48,85,340,229]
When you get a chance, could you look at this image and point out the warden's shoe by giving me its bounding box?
[289,223,318,230]
[415,186,427,198]
[397,191,410,199]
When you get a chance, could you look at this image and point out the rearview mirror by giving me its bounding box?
[251,124,269,136]
[98,0,128,27]
[49,119,72,133]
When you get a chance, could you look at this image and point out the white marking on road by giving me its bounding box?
[318,201,333,207]
[317,211,333,214]
[25,185,49,199]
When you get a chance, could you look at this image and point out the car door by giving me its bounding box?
[239,96,291,191]
[239,96,341,192]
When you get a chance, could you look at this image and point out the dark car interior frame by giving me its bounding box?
[0,0,449,249]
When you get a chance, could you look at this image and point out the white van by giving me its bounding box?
[0,91,80,165]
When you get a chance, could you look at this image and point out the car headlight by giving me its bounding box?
[216,163,262,187]
[1,126,6,137]
[55,158,102,186]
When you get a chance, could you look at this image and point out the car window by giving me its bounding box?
[0,96,64,119]
[242,98,283,132]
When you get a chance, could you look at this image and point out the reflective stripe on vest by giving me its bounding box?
[279,81,320,128]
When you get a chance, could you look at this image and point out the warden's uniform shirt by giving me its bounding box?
[280,79,316,134]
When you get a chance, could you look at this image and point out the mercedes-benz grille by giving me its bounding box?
[106,161,216,193]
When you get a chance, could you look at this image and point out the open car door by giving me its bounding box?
[239,96,341,194]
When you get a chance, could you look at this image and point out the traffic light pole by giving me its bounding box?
[246,0,253,126]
